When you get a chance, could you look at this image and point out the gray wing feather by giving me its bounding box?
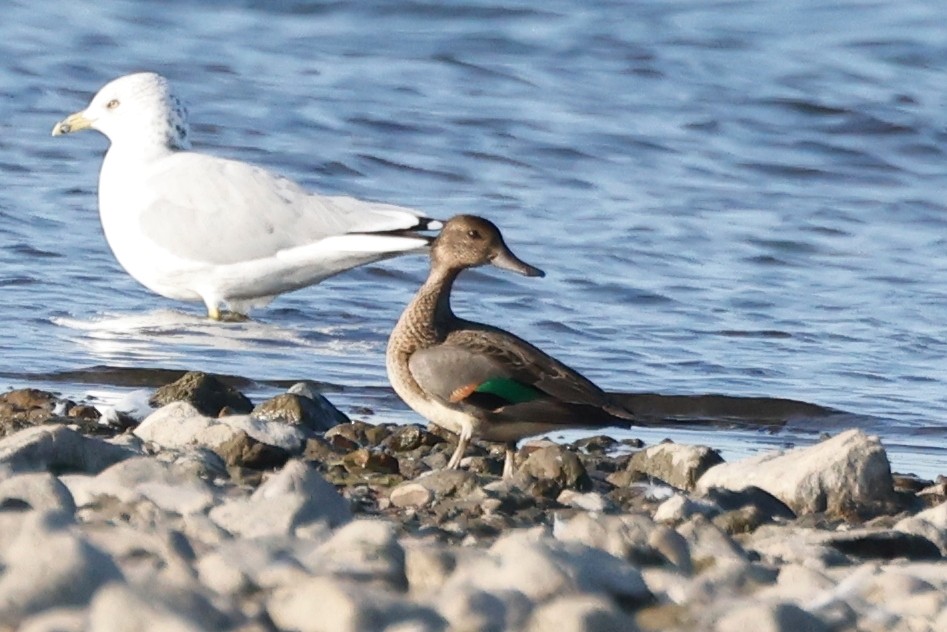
[137,152,428,265]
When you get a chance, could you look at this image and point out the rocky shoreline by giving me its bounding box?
[0,371,944,631]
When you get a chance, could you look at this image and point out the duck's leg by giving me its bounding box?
[206,302,249,322]
[446,424,473,469]
[502,443,517,479]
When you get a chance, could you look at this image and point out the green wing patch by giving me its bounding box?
[474,378,543,404]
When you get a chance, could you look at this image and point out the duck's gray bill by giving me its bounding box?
[491,247,545,277]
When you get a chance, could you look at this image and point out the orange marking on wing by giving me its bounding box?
[449,382,479,403]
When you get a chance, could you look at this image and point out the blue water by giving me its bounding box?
[2,0,946,477]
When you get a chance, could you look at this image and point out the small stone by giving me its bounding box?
[66,404,101,420]
[384,425,427,452]
[214,430,291,470]
[343,448,401,475]
[557,490,610,512]
[626,442,723,491]
[390,483,433,508]
[149,371,253,416]
[413,468,481,498]
[517,445,591,494]
[653,494,718,523]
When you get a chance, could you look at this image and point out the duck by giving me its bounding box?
[52,72,440,320]
[386,214,636,478]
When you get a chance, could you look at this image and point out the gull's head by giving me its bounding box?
[52,72,191,151]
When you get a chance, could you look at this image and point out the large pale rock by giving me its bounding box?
[76,456,216,514]
[677,516,749,568]
[254,383,350,432]
[553,511,689,570]
[309,520,406,589]
[16,608,86,632]
[696,430,896,517]
[442,530,651,606]
[433,585,532,632]
[266,576,445,632]
[88,583,209,632]
[526,594,639,632]
[713,602,829,632]
[209,460,350,537]
[135,402,308,453]
[895,501,947,555]
[626,443,723,491]
[0,472,75,513]
[0,425,133,474]
[0,512,122,622]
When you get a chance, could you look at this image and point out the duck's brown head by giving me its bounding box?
[431,215,544,277]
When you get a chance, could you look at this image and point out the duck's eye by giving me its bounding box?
[106,99,120,110]
[467,229,482,240]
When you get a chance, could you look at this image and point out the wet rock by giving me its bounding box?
[214,430,291,470]
[517,445,591,495]
[0,389,61,434]
[0,511,122,623]
[0,425,134,474]
[526,594,639,632]
[209,459,351,537]
[713,602,829,632]
[253,388,349,433]
[696,429,898,518]
[343,448,401,476]
[267,576,446,632]
[149,370,253,417]
[383,424,443,453]
[0,472,76,513]
[626,442,723,491]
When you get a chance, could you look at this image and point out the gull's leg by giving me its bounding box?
[502,442,517,479]
[446,423,473,470]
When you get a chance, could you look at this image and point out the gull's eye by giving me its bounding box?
[467,229,482,240]
[106,99,120,110]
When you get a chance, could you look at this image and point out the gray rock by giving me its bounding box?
[526,595,639,632]
[553,512,676,568]
[149,370,253,416]
[209,460,350,537]
[413,468,481,498]
[696,429,897,518]
[714,602,829,632]
[0,472,75,513]
[135,402,308,453]
[266,576,445,632]
[557,490,611,512]
[0,425,133,474]
[626,443,723,491]
[653,493,719,523]
[87,583,209,632]
[0,511,122,622]
[255,386,350,432]
[517,445,591,493]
